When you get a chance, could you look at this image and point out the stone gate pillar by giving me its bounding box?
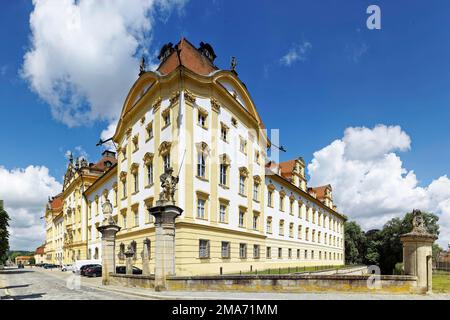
[400,210,437,294]
[142,238,151,275]
[148,204,182,291]
[97,199,121,285]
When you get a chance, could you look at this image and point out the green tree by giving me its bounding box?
[344,221,367,264]
[0,204,10,264]
[378,211,440,274]
[364,229,382,265]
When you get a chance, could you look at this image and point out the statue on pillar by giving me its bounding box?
[411,209,428,234]
[158,167,179,205]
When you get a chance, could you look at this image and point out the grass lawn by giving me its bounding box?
[433,271,450,293]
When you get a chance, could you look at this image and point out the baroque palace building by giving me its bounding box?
[44,38,345,275]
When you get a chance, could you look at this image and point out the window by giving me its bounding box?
[279,220,284,236]
[132,135,139,152]
[288,248,292,259]
[199,239,210,258]
[133,172,139,193]
[278,248,282,259]
[298,203,303,218]
[318,231,321,243]
[146,163,153,185]
[239,210,245,228]
[198,111,207,128]
[279,194,284,211]
[239,175,246,195]
[306,207,310,221]
[266,247,272,259]
[231,117,237,127]
[221,242,230,258]
[298,225,302,239]
[289,199,294,215]
[252,214,258,230]
[254,150,260,164]
[319,251,322,260]
[297,249,300,259]
[239,137,247,154]
[268,190,273,207]
[219,204,226,223]
[304,250,308,259]
[312,250,315,260]
[122,180,127,198]
[289,223,294,238]
[122,212,127,229]
[219,164,227,186]
[220,124,228,141]
[253,245,260,259]
[253,181,259,201]
[197,199,206,219]
[305,227,309,241]
[162,109,170,127]
[266,217,272,234]
[134,210,139,227]
[146,122,153,140]
[239,243,247,259]
[197,151,206,178]
[312,229,316,242]
[163,153,170,170]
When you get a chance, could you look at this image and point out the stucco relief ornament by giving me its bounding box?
[158,167,179,205]
[412,209,428,234]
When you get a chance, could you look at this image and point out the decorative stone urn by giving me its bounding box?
[400,209,437,294]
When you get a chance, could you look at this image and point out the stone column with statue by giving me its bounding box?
[148,167,183,291]
[400,209,438,294]
[96,198,121,285]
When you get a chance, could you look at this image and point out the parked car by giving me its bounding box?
[84,265,102,277]
[73,259,102,274]
[115,266,142,275]
[43,263,59,269]
[80,264,101,276]
[61,264,74,272]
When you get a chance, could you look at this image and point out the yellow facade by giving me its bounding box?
[45,39,345,275]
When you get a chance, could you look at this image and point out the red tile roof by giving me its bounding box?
[50,195,63,211]
[309,185,332,200]
[35,245,45,255]
[157,38,219,76]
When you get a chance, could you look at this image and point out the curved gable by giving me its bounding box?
[213,72,265,130]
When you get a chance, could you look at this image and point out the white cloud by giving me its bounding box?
[21,0,187,127]
[0,165,62,250]
[280,41,312,66]
[308,124,450,247]
[100,120,119,150]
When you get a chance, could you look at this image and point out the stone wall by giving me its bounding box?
[109,273,417,294]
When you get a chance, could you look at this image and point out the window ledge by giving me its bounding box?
[196,176,209,182]
[145,183,154,189]
[238,193,247,198]
[219,184,229,189]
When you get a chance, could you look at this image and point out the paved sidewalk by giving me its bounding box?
[34,268,450,300]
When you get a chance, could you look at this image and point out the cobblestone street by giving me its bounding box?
[0,267,145,300]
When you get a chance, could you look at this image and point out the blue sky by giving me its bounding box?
[1,0,449,185]
[1,0,450,249]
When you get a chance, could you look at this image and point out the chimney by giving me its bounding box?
[102,150,116,158]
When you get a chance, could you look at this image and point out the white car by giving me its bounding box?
[61,264,74,272]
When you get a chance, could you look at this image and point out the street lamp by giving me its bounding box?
[102,198,114,225]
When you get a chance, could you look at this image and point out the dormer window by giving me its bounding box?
[104,161,112,168]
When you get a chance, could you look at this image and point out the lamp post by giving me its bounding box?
[97,198,120,285]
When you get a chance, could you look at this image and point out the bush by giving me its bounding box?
[393,262,404,275]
